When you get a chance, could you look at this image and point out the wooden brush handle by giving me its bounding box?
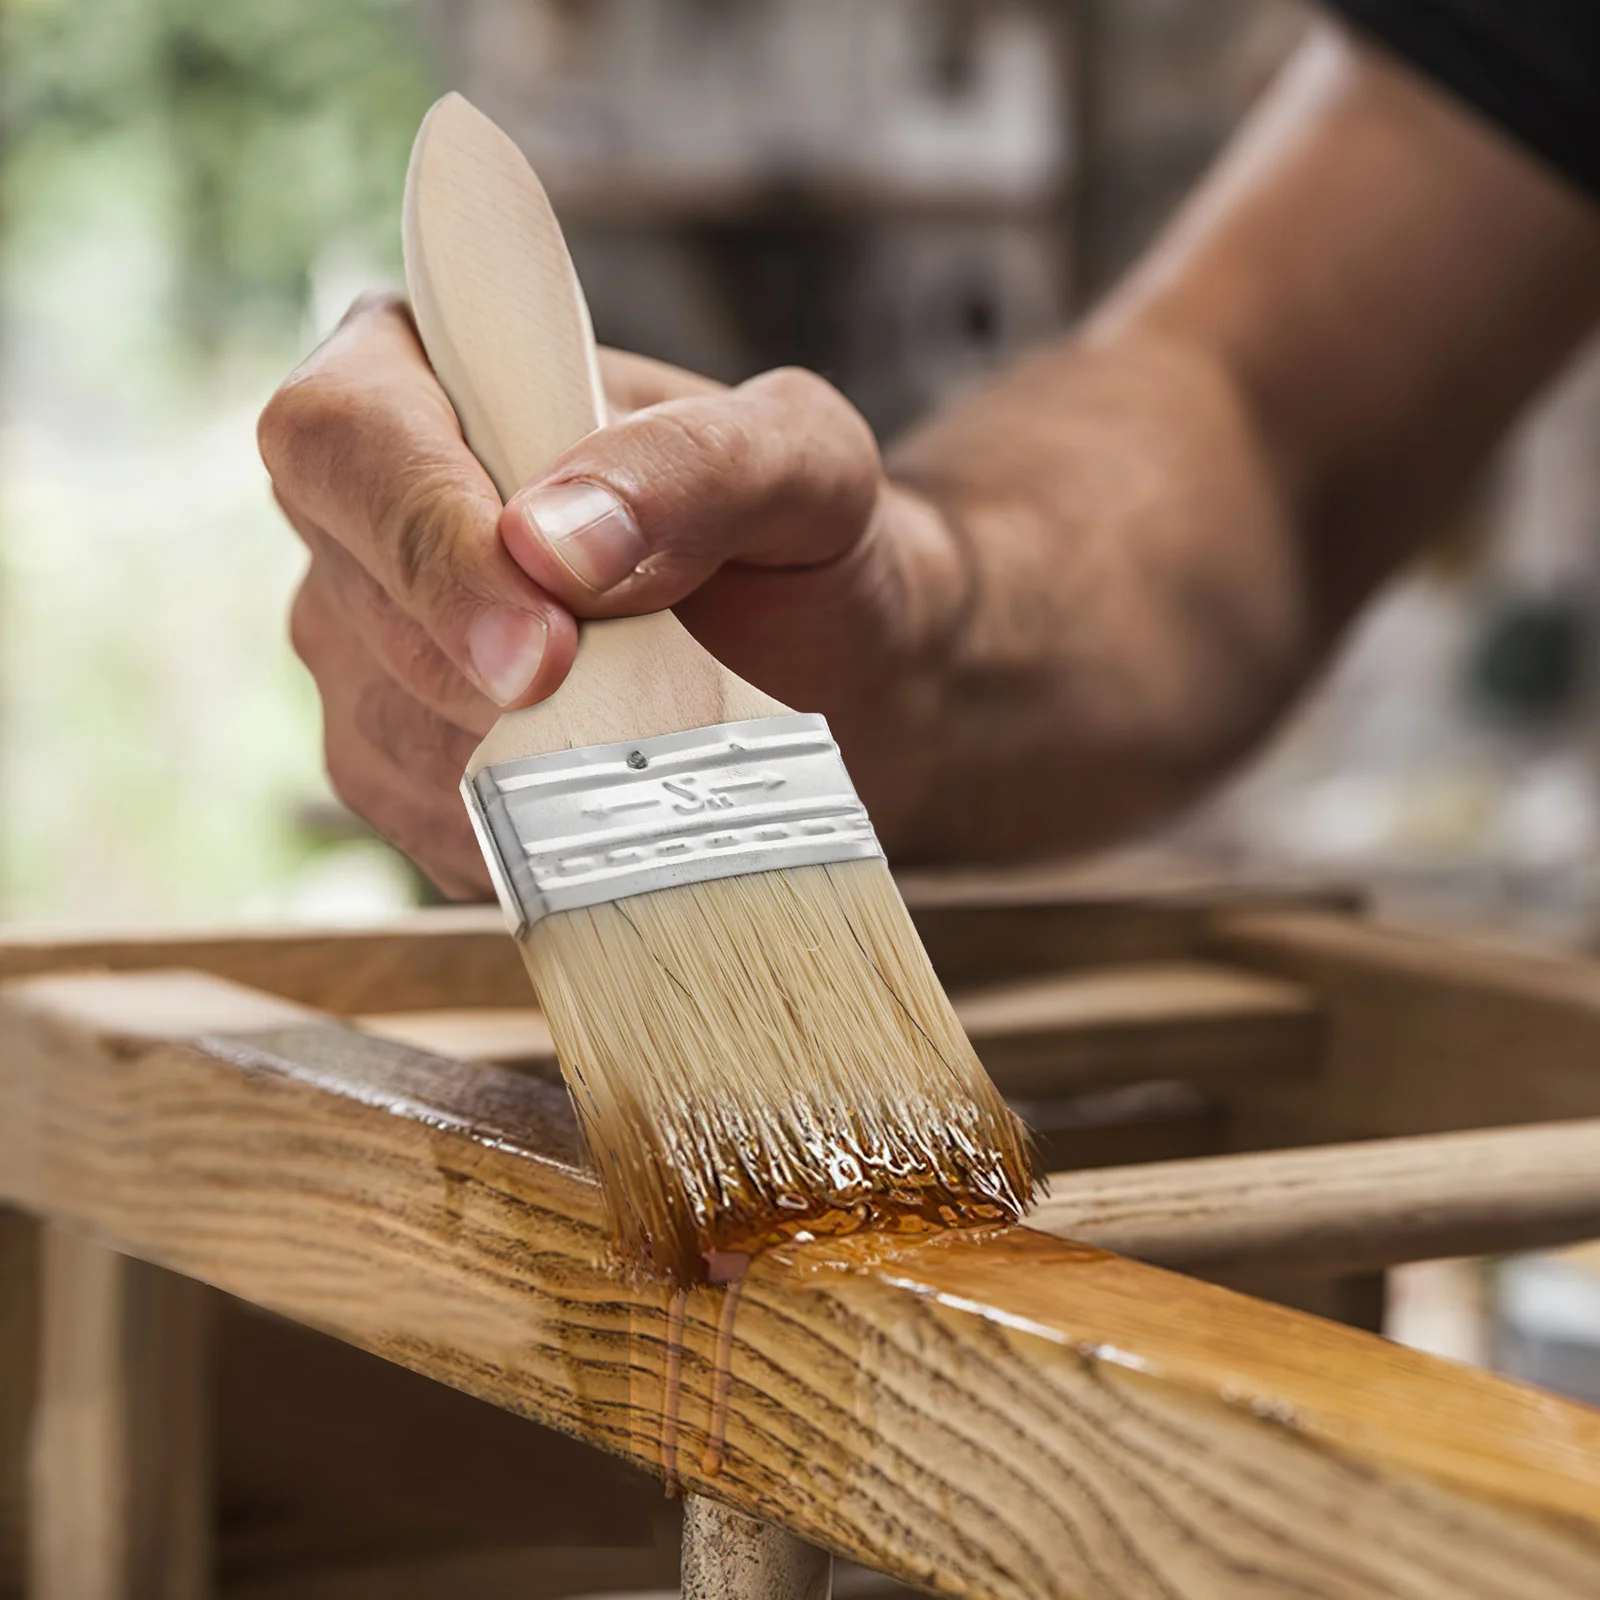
[402,93,787,774]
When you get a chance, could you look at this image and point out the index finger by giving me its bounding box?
[259,294,576,709]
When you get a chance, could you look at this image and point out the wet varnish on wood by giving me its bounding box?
[3,966,1600,1599]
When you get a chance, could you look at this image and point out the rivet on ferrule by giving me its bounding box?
[462,713,884,938]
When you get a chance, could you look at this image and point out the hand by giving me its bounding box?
[259,294,968,896]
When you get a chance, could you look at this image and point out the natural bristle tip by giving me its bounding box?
[520,857,1039,1283]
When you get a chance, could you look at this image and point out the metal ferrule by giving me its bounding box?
[462,713,883,937]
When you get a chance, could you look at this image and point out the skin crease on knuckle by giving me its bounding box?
[519,369,882,614]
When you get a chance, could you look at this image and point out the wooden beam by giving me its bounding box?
[0,909,521,1015]
[354,961,1317,1098]
[354,1006,556,1066]
[901,871,1347,988]
[28,1227,212,1600]
[0,1210,38,1600]
[1212,911,1600,1139]
[953,961,1315,1096]
[2,969,1598,1597]
[1033,1118,1600,1277]
[0,876,1336,1017]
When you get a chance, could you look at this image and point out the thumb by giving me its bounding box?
[497,366,882,619]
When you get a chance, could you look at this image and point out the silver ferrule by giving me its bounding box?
[462,713,883,937]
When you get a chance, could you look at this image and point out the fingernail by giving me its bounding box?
[512,480,646,592]
[466,607,547,706]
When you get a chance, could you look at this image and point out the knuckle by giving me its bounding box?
[258,369,366,491]
[287,578,327,670]
[338,288,407,332]
[638,404,754,484]
[760,364,837,411]
[353,677,476,788]
[322,735,377,824]
[373,461,474,603]
[768,366,878,460]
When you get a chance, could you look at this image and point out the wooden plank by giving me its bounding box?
[354,1007,1241,1174]
[1211,911,1600,1139]
[1020,1082,1228,1175]
[2,970,1598,1598]
[0,1211,38,1600]
[1033,1118,1600,1277]
[0,908,521,1015]
[953,962,1315,1096]
[903,877,1346,989]
[0,877,1336,1017]
[29,1227,212,1600]
[355,1007,556,1067]
[354,962,1317,1098]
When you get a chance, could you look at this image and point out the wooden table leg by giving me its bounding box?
[29,1228,212,1600]
[0,1211,40,1600]
[681,1497,832,1600]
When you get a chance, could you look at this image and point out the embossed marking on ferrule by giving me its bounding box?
[464,713,883,936]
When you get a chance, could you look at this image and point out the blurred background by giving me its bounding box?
[7,0,1600,1500]
[11,0,1600,944]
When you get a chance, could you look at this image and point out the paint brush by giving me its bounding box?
[403,94,1036,1282]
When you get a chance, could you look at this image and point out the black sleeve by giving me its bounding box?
[1321,0,1600,203]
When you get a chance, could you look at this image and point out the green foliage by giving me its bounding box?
[0,0,437,925]
[5,0,435,351]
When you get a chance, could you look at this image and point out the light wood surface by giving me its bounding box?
[404,92,784,769]
[0,880,1330,1016]
[5,968,1600,1598]
[28,1229,211,1600]
[354,960,1315,1098]
[0,908,521,1014]
[1033,1118,1600,1276]
[355,1005,556,1066]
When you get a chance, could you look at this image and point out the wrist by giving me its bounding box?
[835,481,981,860]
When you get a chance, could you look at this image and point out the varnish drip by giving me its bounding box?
[659,1287,688,1497]
[700,1270,747,1477]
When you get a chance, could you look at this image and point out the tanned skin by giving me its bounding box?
[259,29,1600,897]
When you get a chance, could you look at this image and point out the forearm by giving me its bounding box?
[873,27,1600,863]
[884,326,1303,860]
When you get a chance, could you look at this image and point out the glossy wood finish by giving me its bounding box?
[4,968,1599,1599]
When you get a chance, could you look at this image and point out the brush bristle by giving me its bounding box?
[520,857,1038,1281]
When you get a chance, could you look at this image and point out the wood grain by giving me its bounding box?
[4,968,1599,1599]
[1033,1118,1600,1276]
